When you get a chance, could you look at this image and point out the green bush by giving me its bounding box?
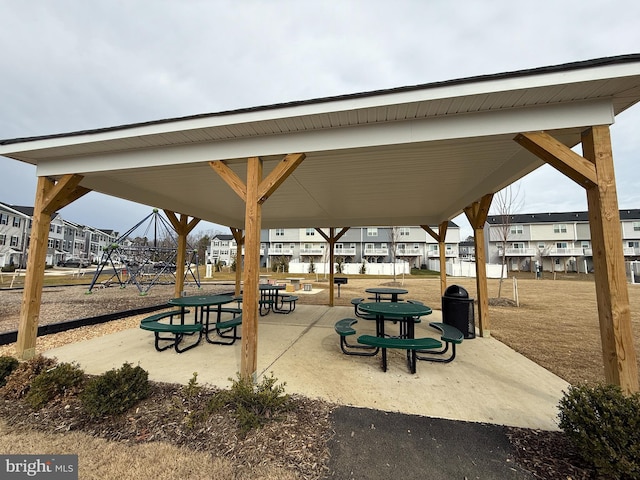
[0,355,57,399]
[0,356,19,388]
[81,363,150,417]
[25,362,85,409]
[558,383,640,479]
[207,373,291,435]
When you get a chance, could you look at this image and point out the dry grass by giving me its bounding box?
[0,421,298,480]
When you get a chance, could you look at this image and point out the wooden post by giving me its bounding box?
[164,211,200,299]
[210,153,305,380]
[231,228,244,297]
[515,128,638,392]
[315,227,349,306]
[17,175,90,359]
[583,126,638,393]
[464,194,493,337]
[421,221,449,296]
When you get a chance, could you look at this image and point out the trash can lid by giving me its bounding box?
[444,285,469,298]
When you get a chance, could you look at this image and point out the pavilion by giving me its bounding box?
[1,54,639,392]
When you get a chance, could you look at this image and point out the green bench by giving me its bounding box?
[350,298,376,320]
[334,319,378,356]
[415,322,464,364]
[357,334,442,373]
[140,310,203,353]
[275,295,298,314]
[205,315,242,345]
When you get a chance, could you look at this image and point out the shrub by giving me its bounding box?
[0,355,57,399]
[558,383,640,479]
[207,372,291,435]
[0,356,19,388]
[25,362,85,409]
[81,363,150,417]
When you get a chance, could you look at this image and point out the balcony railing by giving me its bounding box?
[426,250,456,258]
[396,249,421,257]
[363,248,389,256]
[543,247,585,256]
[334,247,356,255]
[268,248,295,256]
[299,247,325,255]
[624,247,640,256]
[504,248,537,256]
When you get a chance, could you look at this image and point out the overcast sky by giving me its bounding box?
[1,0,639,239]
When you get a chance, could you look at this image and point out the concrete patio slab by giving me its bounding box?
[42,305,569,431]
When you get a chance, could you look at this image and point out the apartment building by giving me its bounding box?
[0,203,31,268]
[486,210,640,273]
[208,225,461,270]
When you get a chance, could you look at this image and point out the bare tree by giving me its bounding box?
[491,183,524,298]
[389,226,400,283]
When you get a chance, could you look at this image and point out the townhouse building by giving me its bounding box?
[0,203,31,268]
[208,225,461,271]
[486,210,640,273]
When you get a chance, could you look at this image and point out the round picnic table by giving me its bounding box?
[365,287,408,302]
[358,301,432,339]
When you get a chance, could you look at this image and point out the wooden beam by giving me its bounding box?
[211,153,306,380]
[315,227,349,306]
[241,156,263,379]
[17,175,91,359]
[438,221,448,297]
[421,222,449,296]
[257,153,306,204]
[209,161,247,201]
[514,132,597,188]
[582,126,638,393]
[464,194,493,337]
[231,228,244,296]
[164,210,201,298]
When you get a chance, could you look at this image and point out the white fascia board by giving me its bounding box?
[1,62,637,156]
[35,98,614,177]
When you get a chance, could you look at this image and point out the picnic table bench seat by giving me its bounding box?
[139,310,202,353]
[334,318,378,356]
[357,334,443,373]
[414,322,464,363]
[275,295,298,313]
[206,315,242,345]
[350,298,376,320]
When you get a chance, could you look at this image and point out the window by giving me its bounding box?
[553,224,567,233]
[538,242,545,250]
[335,243,343,250]
[634,222,640,232]
[399,227,410,236]
[0,234,5,245]
[511,242,524,250]
[13,217,20,227]
[305,228,315,236]
[413,243,420,249]
[629,241,640,248]
[48,239,55,248]
[56,226,62,234]
[0,214,7,225]
[10,236,19,247]
[556,242,568,249]
[428,244,438,252]
[509,225,523,234]
[367,228,378,237]
[581,241,590,248]
[275,228,284,236]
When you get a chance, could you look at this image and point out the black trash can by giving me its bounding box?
[441,285,476,339]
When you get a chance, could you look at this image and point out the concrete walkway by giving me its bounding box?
[42,304,569,431]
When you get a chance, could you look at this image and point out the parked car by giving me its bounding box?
[59,259,90,268]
